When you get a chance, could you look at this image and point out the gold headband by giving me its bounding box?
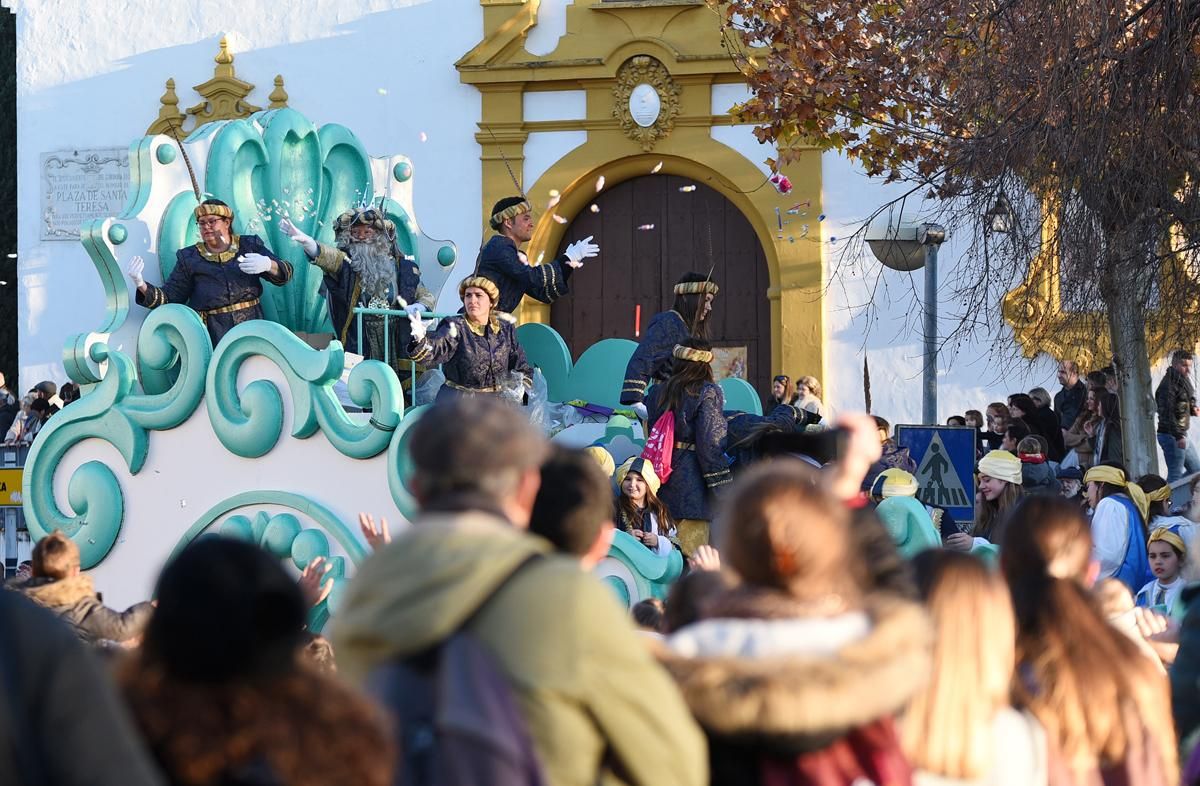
[491,200,532,227]
[194,203,233,220]
[459,275,500,306]
[672,345,713,364]
[1149,527,1187,555]
[1084,465,1150,523]
[1146,485,1173,503]
[673,281,720,296]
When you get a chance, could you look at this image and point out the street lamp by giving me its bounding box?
[984,195,1013,235]
[866,214,948,424]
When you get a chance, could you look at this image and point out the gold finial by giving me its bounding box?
[214,35,234,77]
[268,75,289,109]
[147,78,188,135]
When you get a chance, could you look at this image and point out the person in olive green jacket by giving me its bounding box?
[334,396,707,786]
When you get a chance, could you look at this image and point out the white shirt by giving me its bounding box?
[1091,496,1133,579]
[1136,576,1184,611]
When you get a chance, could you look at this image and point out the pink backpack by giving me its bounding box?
[641,410,676,484]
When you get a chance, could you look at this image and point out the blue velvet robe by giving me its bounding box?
[620,310,690,405]
[409,315,533,402]
[136,235,292,346]
[474,235,574,314]
[645,381,731,521]
[313,242,431,357]
[725,403,803,471]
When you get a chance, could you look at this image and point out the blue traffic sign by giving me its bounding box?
[895,425,977,524]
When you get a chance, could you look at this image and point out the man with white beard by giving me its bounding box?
[280,208,433,375]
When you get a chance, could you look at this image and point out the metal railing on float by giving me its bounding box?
[351,306,454,392]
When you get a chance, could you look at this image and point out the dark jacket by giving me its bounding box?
[12,574,153,644]
[725,403,802,472]
[1054,380,1088,430]
[0,590,165,785]
[1021,460,1061,495]
[1171,584,1200,743]
[136,234,292,346]
[1156,365,1195,438]
[410,314,532,400]
[475,235,574,314]
[646,381,731,521]
[661,590,930,786]
[621,310,690,405]
[1029,405,1067,461]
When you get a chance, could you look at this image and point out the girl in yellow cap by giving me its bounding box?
[1136,528,1186,613]
[945,450,1023,554]
[615,457,678,556]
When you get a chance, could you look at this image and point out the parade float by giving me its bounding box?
[23,93,763,622]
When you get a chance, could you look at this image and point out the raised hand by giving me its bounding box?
[278,218,319,257]
[126,256,146,288]
[298,556,334,608]
[689,544,721,571]
[358,512,392,551]
[564,235,600,268]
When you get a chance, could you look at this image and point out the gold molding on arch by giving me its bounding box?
[612,56,681,151]
[147,35,290,136]
[1002,214,1200,369]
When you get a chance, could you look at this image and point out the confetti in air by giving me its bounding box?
[419,132,428,143]
[552,214,568,224]
[637,224,655,231]
[679,185,697,192]
[537,252,545,264]
[547,194,561,209]
[549,189,560,197]
[377,88,388,95]
[818,214,826,221]
[651,161,663,174]
[790,200,812,210]
[595,175,606,192]
[589,204,600,213]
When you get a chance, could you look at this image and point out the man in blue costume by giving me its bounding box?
[279,209,433,375]
[475,195,600,314]
[126,198,292,346]
[620,272,719,416]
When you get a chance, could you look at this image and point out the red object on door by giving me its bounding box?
[635,304,641,337]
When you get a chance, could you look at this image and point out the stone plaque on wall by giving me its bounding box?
[40,149,130,240]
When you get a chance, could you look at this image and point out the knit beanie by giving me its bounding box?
[978,450,1023,485]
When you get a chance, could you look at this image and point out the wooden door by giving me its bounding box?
[550,175,772,396]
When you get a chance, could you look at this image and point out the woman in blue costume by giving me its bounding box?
[620,273,719,415]
[644,338,731,556]
[126,198,292,346]
[406,275,532,403]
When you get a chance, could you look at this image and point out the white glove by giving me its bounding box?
[632,402,648,421]
[408,308,427,342]
[564,235,599,269]
[279,218,318,257]
[238,253,273,275]
[127,256,145,288]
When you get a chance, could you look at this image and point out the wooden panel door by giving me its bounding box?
[550,175,772,396]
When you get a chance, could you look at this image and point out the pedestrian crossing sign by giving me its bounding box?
[895,425,976,523]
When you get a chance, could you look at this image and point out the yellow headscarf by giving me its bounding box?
[1148,527,1187,557]
[1084,465,1150,522]
[869,468,920,501]
[1145,484,1173,504]
[584,446,615,479]
[616,457,661,496]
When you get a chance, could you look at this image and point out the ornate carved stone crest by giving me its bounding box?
[612,56,680,151]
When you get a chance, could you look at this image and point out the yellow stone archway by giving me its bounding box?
[458,0,828,388]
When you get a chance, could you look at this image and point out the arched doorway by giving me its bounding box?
[550,174,772,396]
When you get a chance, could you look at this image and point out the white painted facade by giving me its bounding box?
[13,0,1175,430]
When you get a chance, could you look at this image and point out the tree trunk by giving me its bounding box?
[1103,231,1158,478]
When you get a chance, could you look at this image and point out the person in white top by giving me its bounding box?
[1084,463,1152,592]
[1136,528,1186,614]
[794,375,825,420]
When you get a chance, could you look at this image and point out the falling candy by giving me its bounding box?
[818,214,826,221]
[547,194,561,209]
[679,185,697,192]
[549,189,560,197]
[377,88,388,95]
[595,175,606,192]
[637,224,655,231]
[552,213,568,224]
[536,252,545,264]
[589,204,600,213]
[651,161,663,174]
[419,132,428,143]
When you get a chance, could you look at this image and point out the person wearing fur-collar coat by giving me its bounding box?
[658,460,933,786]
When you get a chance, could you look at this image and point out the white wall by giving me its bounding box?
[16,0,483,390]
